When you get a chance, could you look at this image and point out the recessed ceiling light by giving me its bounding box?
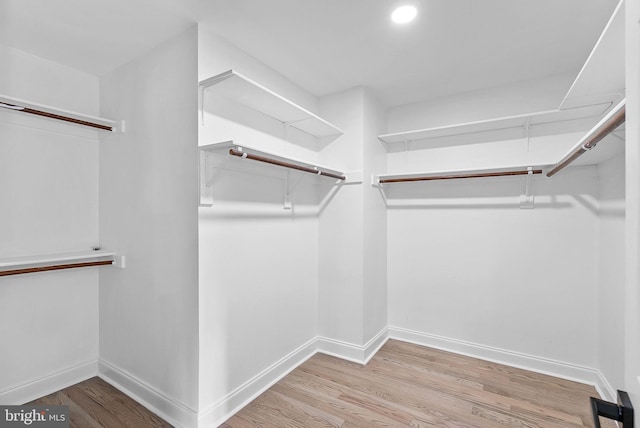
[391,5,417,24]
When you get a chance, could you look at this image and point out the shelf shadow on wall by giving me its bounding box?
[202,95,341,152]
[572,193,625,218]
[385,117,599,152]
[200,163,340,219]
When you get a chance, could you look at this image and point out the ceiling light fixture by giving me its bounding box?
[391,5,417,24]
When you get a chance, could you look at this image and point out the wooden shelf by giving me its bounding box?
[0,250,119,276]
[0,94,116,132]
[199,70,343,138]
[560,0,625,109]
[378,103,611,146]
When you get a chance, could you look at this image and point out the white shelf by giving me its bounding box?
[0,94,117,132]
[378,103,611,146]
[0,250,118,274]
[199,70,343,138]
[560,0,625,109]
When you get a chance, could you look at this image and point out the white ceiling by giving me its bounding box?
[0,0,620,108]
[0,0,196,77]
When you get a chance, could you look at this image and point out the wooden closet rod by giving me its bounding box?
[379,169,542,184]
[547,100,626,177]
[0,102,114,131]
[0,260,113,277]
[229,148,346,180]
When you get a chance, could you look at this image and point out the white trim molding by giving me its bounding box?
[0,360,98,405]
[317,327,389,364]
[389,326,609,396]
[6,327,614,428]
[98,359,198,428]
[595,370,617,402]
[197,337,317,428]
[199,329,388,427]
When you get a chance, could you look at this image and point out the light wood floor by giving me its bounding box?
[28,377,172,428]
[222,339,612,428]
[26,340,613,428]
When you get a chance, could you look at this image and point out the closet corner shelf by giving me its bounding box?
[200,141,349,181]
[378,103,611,146]
[373,165,547,185]
[0,250,122,277]
[0,94,116,132]
[547,99,625,177]
[559,0,624,109]
[199,69,343,138]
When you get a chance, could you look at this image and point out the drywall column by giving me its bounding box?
[98,27,199,427]
[362,90,388,344]
[624,0,640,402]
[0,45,100,404]
[318,88,365,355]
[197,28,320,427]
[318,87,387,361]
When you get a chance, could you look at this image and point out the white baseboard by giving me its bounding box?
[0,360,98,405]
[389,326,607,394]
[199,329,388,427]
[317,327,389,364]
[595,370,617,402]
[200,327,616,427]
[363,328,390,363]
[98,359,198,428]
[197,337,317,428]
[5,328,613,428]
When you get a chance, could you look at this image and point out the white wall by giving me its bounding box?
[198,27,317,114]
[597,152,625,395]
[384,78,605,377]
[387,73,575,133]
[0,45,100,258]
[98,26,200,425]
[624,0,640,402]
[317,86,388,357]
[387,168,599,367]
[197,29,322,423]
[0,45,100,404]
[362,89,388,342]
[318,88,365,347]
[0,45,99,115]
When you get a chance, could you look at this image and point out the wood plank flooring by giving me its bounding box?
[222,340,614,428]
[27,377,172,428]
[26,340,614,427]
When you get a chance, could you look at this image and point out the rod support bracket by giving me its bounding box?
[519,167,535,209]
[113,255,126,269]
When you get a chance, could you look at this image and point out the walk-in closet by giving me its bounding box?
[1,1,639,427]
